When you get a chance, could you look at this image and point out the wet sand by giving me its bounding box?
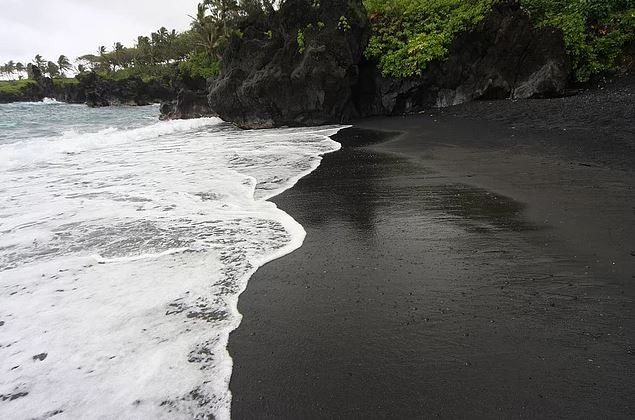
[228,81,634,418]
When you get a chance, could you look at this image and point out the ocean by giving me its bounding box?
[0,100,342,419]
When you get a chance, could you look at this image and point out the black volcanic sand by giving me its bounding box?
[228,79,635,418]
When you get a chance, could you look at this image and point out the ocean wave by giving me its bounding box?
[0,103,342,419]
[0,117,223,170]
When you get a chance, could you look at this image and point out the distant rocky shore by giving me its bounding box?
[0,65,174,107]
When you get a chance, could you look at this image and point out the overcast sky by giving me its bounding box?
[0,0,201,66]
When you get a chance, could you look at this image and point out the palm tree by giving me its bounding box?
[190,3,223,58]
[166,29,179,62]
[158,26,169,41]
[34,54,46,70]
[77,64,87,74]
[46,61,60,78]
[57,55,72,77]
[4,61,16,80]
[135,36,153,65]
[191,0,240,58]
[151,31,162,63]
[15,62,25,79]
[97,46,112,72]
[112,42,124,70]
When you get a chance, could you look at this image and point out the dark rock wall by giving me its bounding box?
[2,1,572,126]
[208,0,370,129]
[78,72,173,107]
[160,88,217,120]
[206,0,568,127]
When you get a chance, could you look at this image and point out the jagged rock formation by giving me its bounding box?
[205,0,568,128]
[160,88,217,120]
[78,72,173,107]
[208,0,370,129]
[2,1,570,125]
[355,1,569,116]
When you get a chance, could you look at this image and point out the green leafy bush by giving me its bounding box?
[52,78,80,88]
[297,30,306,54]
[177,52,220,79]
[521,0,635,81]
[364,0,634,82]
[363,0,495,78]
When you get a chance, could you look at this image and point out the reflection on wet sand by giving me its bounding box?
[229,126,634,419]
[297,128,536,235]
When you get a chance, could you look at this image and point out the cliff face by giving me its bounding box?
[202,0,568,128]
[208,0,370,129]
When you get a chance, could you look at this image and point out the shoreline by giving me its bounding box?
[228,85,634,417]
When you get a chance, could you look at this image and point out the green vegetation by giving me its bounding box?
[0,79,36,95]
[1,0,280,102]
[363,0,495,78]
[297,30,306,54]
[522,0,635,82]
[177,51,221,79]
[363,0,634,82]
[52,78,80,88]
[0,61,25,80]
[338,15,352,31]
[74,1,276,81]
[4,0,632,97]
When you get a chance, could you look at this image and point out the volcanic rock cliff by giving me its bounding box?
[207,0,370,128]
[203,0,568,128]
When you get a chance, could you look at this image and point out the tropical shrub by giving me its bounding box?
[521,0,635,81]
[363,0,495,78]
[363,0,635,82]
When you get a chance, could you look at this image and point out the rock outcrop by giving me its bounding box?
[2,1,570,125]
[0,83,43,103]
[354,1,569,116]
[160,88,217,120]
[208,0,370,129]
[0,66,63,103]
[0,70,174,106]
[205,0,568,128]
[78,72,173,107]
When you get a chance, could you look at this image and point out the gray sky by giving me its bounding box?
[0,0,201,66]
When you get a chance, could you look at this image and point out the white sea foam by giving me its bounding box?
[0,105,343,419]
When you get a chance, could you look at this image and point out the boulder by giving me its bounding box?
[208,0,370,129]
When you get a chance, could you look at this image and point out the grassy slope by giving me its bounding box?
[0,80,37,95]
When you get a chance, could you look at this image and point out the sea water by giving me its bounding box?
[0,101,342,419]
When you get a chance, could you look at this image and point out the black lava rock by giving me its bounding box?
[208,0,370,128]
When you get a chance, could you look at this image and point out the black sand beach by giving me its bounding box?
[229,78,635,418]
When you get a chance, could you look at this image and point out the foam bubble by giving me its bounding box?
[0,104,342,419]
